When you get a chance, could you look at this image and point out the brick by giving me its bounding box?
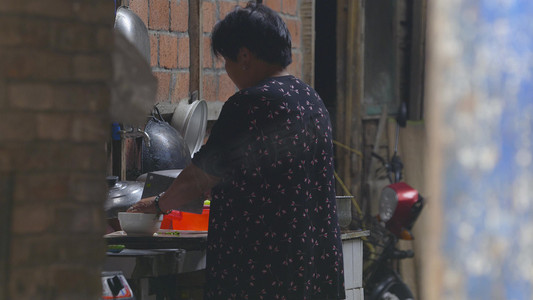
[284,18,301,48]
[159,34,178,69]
[0,147,15,171]
[69,173,107,203]
[149,0,170,30]
[202,73,217,101]
[288,50,302,78]
[76,1,116,25]
[52,83,110,113]
[53,204,99,233]
[97,27,114,53]
[154,71,172,102]
[8,83,55,110]
[178,36,190,68]
[8,267,51,300]
[215,54,224,69]
[219,1,239,20]
[264,0,281,12]
[218,73,236,101]
[171,0,189,32]
[0,16,50,48]
[4,49,72,81]
[282,0,298,15]
[0,112,36,142]
[73,54,112,81]
[129,0,149,25]
[13,172,69,203]
[150,33,159,67]
[49,22,103,52]
[172,72,190,102]
[36,113,72,141]
[203,1,216,33]
[71,114,109,142]
[52,265,102,295]
[0,0,74,19]
[203,36,213,68]
[12,203,52,234]
[16,143,107,172]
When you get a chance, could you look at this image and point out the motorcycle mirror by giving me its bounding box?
[396,102,408,128]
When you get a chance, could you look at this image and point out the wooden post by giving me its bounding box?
[189,0,203,99]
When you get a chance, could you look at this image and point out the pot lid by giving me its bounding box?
[170,97,208,156]
[114,7,150,64]
[105,176,144,219]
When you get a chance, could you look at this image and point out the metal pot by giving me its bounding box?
[104,176,144,219]
[114,6,150,64]
[170,96,208,156]
[141,107,191,174]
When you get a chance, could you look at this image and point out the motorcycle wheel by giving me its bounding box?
[367,272,414,300]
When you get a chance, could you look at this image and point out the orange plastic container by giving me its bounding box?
[161,207,210,231]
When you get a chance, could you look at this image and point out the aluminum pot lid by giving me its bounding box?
[170,99,208,156]
[105,176,144,219]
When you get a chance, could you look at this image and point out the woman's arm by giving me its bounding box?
[127,163,220,214]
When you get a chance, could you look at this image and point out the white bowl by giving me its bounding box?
[118,212,163,236]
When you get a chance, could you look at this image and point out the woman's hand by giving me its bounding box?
[127,196,158,214]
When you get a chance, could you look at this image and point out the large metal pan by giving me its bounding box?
[114,6,150,64]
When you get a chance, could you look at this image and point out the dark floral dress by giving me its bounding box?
[192,75,345,300]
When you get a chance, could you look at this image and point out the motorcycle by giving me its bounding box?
[362,103,424,300]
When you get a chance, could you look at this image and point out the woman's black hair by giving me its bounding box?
[211,1,292,68]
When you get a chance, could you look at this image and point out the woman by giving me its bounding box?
[129,2,345,299]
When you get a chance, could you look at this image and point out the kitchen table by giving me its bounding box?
[103,230,208,300]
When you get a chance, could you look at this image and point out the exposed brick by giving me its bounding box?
[172,72,190,102]
[129,0,149,25]
[202,73,217,101]
[36,113,72,141]
[284,18,301,48]
[171,0,189,32]
[154,71,172,102]
[71,114,109,142]
[203,35,213,68]
[4,49,72,81]
[49,22,103,52]
[8,83,55,110]
[0,112,36,142]
[73,54,112,81]
[159,34,178,69]
[69,173,107,203]
[15,143,107,172]
[218,72,236,101]
[10,235,105,268]
[8,267,52,300]
[178,36,190,68]
[13,172,70,203]
[52,83,110,113]
[264,0,282,12]
[288,50,302,79]
[219,0,239,20]
[215,54,224,69]
[76,1,116,25]
[12,203,52,234]
[149,0,170,30]
[52,265,102,295]
[53,204,99,233]
[0,16,50,48]
[0,0,74,19]
[150,33,159,67]
[203,1,216,33]
[97,27,114,52]
[282,0,298,15]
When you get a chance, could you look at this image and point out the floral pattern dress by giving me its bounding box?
[192,75,345,299]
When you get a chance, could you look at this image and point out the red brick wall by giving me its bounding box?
[0,0,114,299]
[128,0,303,111]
